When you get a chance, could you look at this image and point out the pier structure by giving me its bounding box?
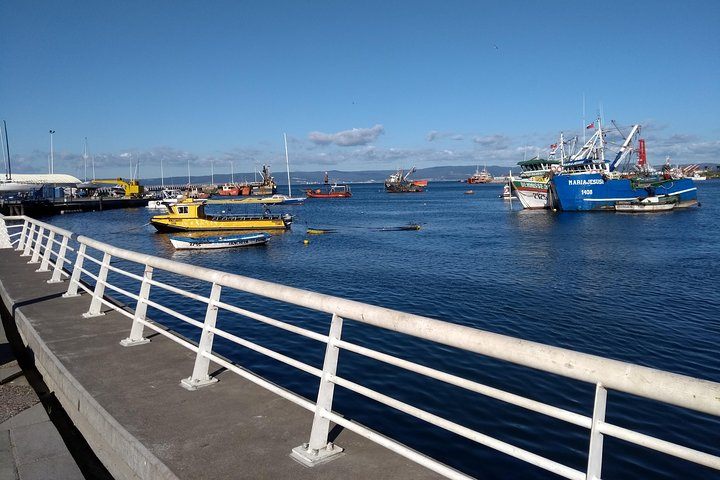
[0,214,719,479]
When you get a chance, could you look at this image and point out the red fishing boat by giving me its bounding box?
[305,183,352,198]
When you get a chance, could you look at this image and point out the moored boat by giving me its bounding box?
[305,183,352,198]
[466,165,493,184]
[549,120,698,211]
[147,189,185,209]
[258,194,305,205]
[169,232,271,249]
[305,171,352,198]
[614,194,679,213]
[385,167,425,193]
[498,183,514,199]
[267,133,307,205]
[150,199,292,232]
[218,183,244,196]
[510,153,561,209]
[249,164,277,196]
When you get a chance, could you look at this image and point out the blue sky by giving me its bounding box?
[2,0,719,180]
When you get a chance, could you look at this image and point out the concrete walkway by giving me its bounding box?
[0,248,445,479]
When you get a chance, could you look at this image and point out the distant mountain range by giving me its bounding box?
[146,163,719,187]
[147,165,510,186]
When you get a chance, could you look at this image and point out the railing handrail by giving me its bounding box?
[71,231,720,417]
[2,214,719,479]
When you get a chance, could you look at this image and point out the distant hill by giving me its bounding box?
[146,163,719,186]
[148,165,511,186]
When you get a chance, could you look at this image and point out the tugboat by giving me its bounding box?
[384,167,426,193]
[150,199,292,232]
[466,165,493,184]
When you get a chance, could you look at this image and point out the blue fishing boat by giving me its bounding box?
[549,121,698,211]
[169,232,271,250]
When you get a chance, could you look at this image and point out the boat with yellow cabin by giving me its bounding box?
[150,199,292,232]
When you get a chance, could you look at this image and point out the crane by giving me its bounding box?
[91,178,144,197]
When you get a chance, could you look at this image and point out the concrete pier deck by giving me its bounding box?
[0,249,443,479]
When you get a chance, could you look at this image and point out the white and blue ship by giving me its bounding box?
[549,121,698,211]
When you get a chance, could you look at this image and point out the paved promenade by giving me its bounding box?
[0,248,444,479]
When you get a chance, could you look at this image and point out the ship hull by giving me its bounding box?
[550,173,698,211]
[151,216,289,232]
[511,179,550,209]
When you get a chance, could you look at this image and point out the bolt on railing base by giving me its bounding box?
[119,337,151,347]
[290,442,344,467]
[180,376,218,391]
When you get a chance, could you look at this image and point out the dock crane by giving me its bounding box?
[91,178,145,197]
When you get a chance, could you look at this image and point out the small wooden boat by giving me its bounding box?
[376,224,421,231]
[614,195,678,213]
[169,232,271,250]
[306,228,337,234]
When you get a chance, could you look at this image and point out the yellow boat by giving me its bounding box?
[150,199,292,232]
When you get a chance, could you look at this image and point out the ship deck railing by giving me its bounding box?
[0,213,718,479]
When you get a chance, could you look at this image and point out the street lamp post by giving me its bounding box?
[49,130,55,174]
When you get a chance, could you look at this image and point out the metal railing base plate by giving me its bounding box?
[290,443,344,467]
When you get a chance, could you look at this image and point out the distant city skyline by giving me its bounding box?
[3,1,719,180]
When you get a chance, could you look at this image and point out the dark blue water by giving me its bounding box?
[44,181,720,479]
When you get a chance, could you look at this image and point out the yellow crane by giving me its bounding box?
[91,178,144,197]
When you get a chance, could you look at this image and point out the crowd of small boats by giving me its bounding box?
[3,118,705,254]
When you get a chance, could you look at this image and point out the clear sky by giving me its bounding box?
[2,0,719,180]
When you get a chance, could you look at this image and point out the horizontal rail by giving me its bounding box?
[74,233,719,417]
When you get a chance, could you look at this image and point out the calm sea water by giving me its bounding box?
[43,181,720,479]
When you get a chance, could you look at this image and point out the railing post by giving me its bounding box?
[28,226,45,264]
[291,313,345,466]
[181,283,221,390]
[586,383,607,480]
[48,234,70,283]
[37,230,55,272]
[21,223,35,257]
[120,265,153,347]
[82,252,111,318]
[16,220,29,252]
[0,218,11,249]
[64,243,87,297]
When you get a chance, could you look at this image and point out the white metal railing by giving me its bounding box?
[1,214,719,479]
